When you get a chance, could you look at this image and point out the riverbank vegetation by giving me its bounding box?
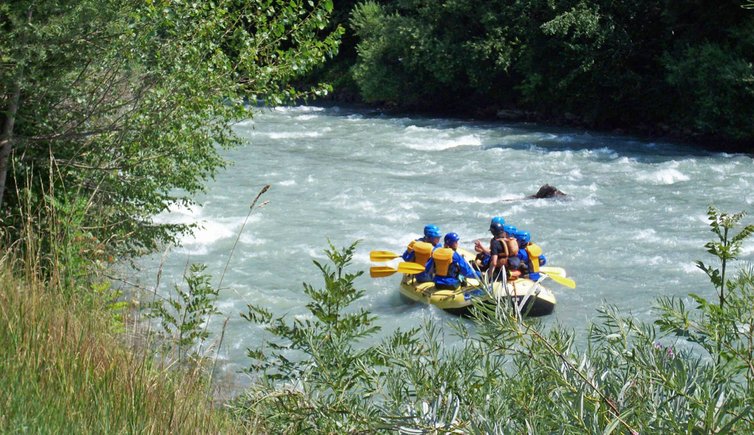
[1,0,342,261]
[0,248,240,432]
[315,0,754,150]
[3,196,753,432]
[3,0,754,432]
[1,0,340,431]
[233,208,754,432]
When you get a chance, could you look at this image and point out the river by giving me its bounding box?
[138,105,753,380]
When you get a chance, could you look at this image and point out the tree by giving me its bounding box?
[0,0,341,258]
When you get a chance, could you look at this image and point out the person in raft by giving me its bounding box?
[486,222,521,281]
[425,232,482,290]
[474,216,505,271]
[515,230,547,281]
[402,224,442,283]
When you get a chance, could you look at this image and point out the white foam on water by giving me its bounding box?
[380,210,420,223]
[234,119,255,127]
[173,244,210,256]
[152,202,202,225]
[238,234,267,246]
[434,192,522,205]
[741,243,754,256]
[642,255,669,266]
[294,114,319,121]
[571,195,600,207]
[279,179,296,186]
[567,168,583,180]
[636,166,689,185]
[680,262,705,274]
[267,131,323,139]
[401,125,483,151]
[184,220,239,246]
[273,105,325,113]
[584,147,620,160]
[633,229,662,244]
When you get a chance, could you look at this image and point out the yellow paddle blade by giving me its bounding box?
[543,271,576,289]
[397,262,427,274]
[370,266,397,278]
[541,266,566,277]
[369,250,401,262]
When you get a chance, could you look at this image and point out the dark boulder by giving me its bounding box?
[527,184,567,199]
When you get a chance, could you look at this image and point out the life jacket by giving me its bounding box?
[493,237,509,258]
[412,241,434,266]
[492,237,516,268]
[505,237,519,256]
[525,243,542,273]
[432,248,455,277]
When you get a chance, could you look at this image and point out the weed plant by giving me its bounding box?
[234,207,754,433]
[0,185,239,433]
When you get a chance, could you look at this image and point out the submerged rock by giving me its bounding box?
[527,184,567,199]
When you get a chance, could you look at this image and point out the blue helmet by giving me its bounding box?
[518,231,531,244]
[490,222,505,236]
[424,224,441,238]
[503,225,517,236]
[490,216,505,228]
[444,232,460,244]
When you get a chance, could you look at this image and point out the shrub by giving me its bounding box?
[234,208,753,432]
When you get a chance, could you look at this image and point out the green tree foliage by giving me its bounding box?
[0,0,341,262]
[347,0,754,142]
[350,0,521,110]
[235,211,754,432]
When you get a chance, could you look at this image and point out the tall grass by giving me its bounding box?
[0,181,242,432]
[0,255,244,433]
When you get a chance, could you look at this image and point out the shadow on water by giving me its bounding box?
[480,127,722,164]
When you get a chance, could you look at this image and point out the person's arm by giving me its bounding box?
[402,240,416,261]
[474,239,490,254]
[458,253,480,278]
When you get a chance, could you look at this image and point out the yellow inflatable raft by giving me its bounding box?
[398,248,557,316]
[398,275,556,316]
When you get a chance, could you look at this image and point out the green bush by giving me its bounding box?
[234,208,753,432]
[665,43,754,140]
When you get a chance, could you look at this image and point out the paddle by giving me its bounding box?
[370,266,399,278]
[370,250,402,262]
[540,266,566,277]
[542,271,576,288]
[369,262,426,278]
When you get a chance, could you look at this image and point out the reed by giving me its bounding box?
[0,177,244,432]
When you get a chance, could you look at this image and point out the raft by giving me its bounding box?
[398,276,556,316]
[397,248,557,316]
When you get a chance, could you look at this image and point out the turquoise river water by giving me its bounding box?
[136,105,753,380]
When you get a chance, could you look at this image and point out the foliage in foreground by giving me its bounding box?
[234,207,754,433]
[0,255,238,433]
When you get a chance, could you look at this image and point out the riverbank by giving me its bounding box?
[314,92,753,155]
